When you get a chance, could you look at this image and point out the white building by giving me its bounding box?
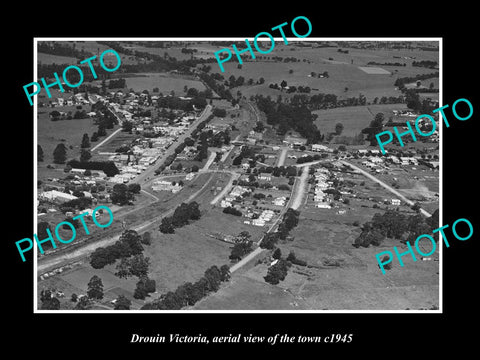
[40,190,78,203]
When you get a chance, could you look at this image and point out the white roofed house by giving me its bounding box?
[40,190,78,204]
[258,173,272,181]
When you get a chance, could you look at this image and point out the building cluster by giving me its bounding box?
[151,180,183,193]
[243,209,275,227]
[313,167,333,209]
[220,185,251,208]
[45,93,91,108]
[38,172,112,216]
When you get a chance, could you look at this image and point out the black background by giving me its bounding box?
[5,4,477,355]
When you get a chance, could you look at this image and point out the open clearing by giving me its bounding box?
[195,214,439,310]
[314,103,408,138]
[124,73,206,93]
[358,66,391,74]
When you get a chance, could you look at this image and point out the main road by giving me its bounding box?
[339,160,432,217]
[134,105,212,185]
[229,168,307,274]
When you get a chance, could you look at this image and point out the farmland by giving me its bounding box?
[36,40,439,311]
[313,103,410,138]
[123,73,207,93]
[209,41,439,102]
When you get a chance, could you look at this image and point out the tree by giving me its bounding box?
[204,265,222,292]
[229,240,253,260]
[114,295,131,310]
[159,217,175,234]
[128,183,141,194]
[264,259,289,285]
[219,265,231,282]
[53,143,67,164]
[412,202,421,213]
[75,296,92,310]
[122,121,133,132]
[71,293,78,302]
[272,248,282,260]
[111,183,134,205]
[40,289,61,309]
[91,132,99,142]
[280,80,287,88]
[80,149,91,162]
[90,247,115,269]
[103,162,120,177]
[174,282,197,307]
[81,133,90,148]
[134,281,148,300]
[144,278,156,293]
[38,145,44,162]
[87,275,104,300]
[335,123,344,135]
[97,123,107,137]
[141,231,152,245]
[381,255,392,271]
[286,250,296,262]
[41,296,60,310]
[115,254,150,279]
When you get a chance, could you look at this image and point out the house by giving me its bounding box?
[40,190,78,203]
[252,219,265,227]
[311,144,333,152]
[284,135,307,146]
[258,173,272,181]
[185,173,195,181]
[220,200,232,208]
[391,199,401,206]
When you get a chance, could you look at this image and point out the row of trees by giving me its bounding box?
[141,264,231,310]
[66,159,120,177]
[38,42,94,59]
[50,109,89,121]
[90,229,145,269]
[394,72,439,89]
[412,60,437,69]
[296,153,327,164]
[159,202,202,234]
[223,206,242,216]
[353,209,439,248]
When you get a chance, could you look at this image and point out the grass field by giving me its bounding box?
[37,112,100,170]
[194,161,439,310]
[123,73,206,93]
[196,212,439,310]
[313,103,409,137]
[209,42,439,102]
[38,52,79,65]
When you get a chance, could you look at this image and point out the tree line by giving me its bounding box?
[353,209,439,248]
[141,264,231,310]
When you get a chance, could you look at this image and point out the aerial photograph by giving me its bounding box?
[35,39,440,311]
